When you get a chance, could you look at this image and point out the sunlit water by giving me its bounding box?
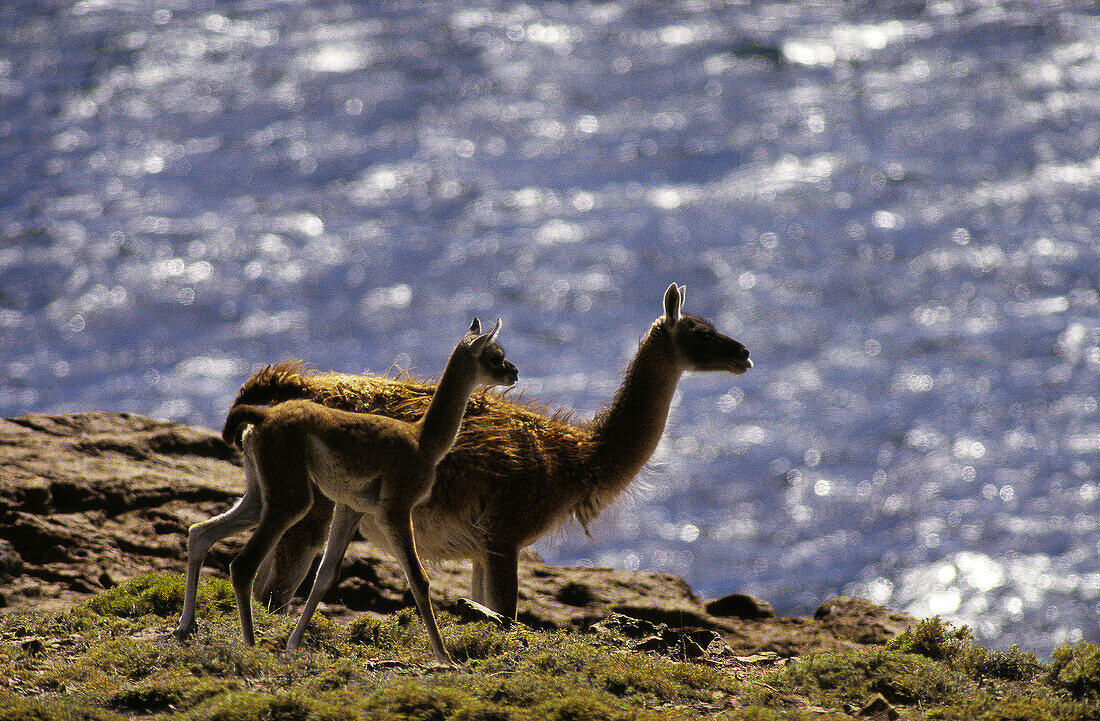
[2,1,1098,656]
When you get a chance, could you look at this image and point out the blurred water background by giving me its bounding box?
[2,0,1099,656]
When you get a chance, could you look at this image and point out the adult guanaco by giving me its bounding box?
[225,284,752,623]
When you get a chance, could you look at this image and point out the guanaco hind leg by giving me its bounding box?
[286,503,364,651]
[175,452,265,640]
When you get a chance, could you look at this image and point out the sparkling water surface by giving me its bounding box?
[2,1,1098,656]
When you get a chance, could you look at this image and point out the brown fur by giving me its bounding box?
[227,285,752,621]
[233,364,599,532]
[175,319,517,664]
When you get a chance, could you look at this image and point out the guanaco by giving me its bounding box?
[175,319,516,664]
[225,284,752,622]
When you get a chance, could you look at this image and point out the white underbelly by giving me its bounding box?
[358,506,482,561]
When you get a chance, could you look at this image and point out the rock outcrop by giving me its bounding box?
[0,411,915,656]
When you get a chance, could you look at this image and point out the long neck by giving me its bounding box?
[585,322,682,484]
[417,348,478,465]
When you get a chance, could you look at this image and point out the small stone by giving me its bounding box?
[21,638,45,657]
[734,651,783,666]
[589,612,662,639]
[454,597,513,628]
[859,693,899,720]
[634,635,669,653]
[686,628,722,649]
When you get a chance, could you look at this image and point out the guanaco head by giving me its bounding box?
[662,283,753,375]
[463,317,519,387]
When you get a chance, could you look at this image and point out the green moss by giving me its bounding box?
[926,691,1098,721]
[183,692,279,721]
[972,645,1044,683]
[266,691,359,721]
[767,646,960,707]
[79,573,236,621]
[443,620,525,662]
[0,692,51,721]
[531,694,616,721]
[1048,642,1100,701]
[365,679,501,721]
[462,660,574,708]
[593,649,719,701]
[0,606,104,645]
[0,691,125,721]
[3,573,1100,721]
[107,671,238,713]
[178,636,272,678]
[718,709,850,721]
[180,690,362,721]
[346,613,419,655]
[887,617,1042,683]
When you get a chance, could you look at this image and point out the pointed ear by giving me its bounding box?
[678,284,686,305]
[486,317,502,343]
[468,317,482,335]
[663,283,682,325]
[469,318,502,355]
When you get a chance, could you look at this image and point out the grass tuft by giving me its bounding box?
[768,645,960,707]
[886,616,973,661]
[1048,642,1100,702]
[79,573,236,620]
[442,618,525,662]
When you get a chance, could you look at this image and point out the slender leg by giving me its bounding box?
[286,503,364,650]
[175,474,263,640]
[253,552,283,612]
[470,557,486,604]
[484,545,520,621]
[256,492,334,613]
[380,509,453,664]
[230,503,309,645]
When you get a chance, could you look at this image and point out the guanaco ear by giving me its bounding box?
[487,317,502,342]
[663,283,683,325]
[468,317,482,335]
[469,317,502,355]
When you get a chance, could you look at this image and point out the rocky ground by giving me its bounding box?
[0,411,915,657]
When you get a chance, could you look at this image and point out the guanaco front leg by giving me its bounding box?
[380,508,453,665]
[483,545,520,621]
[286,503,364,651]
[470,557,486,604]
